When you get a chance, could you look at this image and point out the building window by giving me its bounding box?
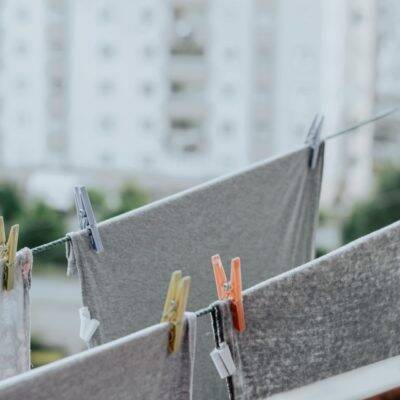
[16,7,30,22]
[51,77,64,91]
[141,118,154,132]
[140,81,155,97]
[15,78,28,91]
[171,118,197,130]
[256,120,269,134]
[98,80,115,96]
[100,152,114,164]
[140,8,154,25]
[221,83,235,98]
[99,115,116,132]
[98,43,116,59]
[221,121,234,136]
[17,111,28,126]
[224,47,237,61]
[142,45,156,59]
[15,41,28,55]
[171,81,185,94]
[142,156,154,167]
[98,7,113,23]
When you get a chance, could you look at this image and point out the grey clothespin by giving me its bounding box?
[74,186,104,253]
[305,114,324,169]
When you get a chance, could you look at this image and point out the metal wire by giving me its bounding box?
[195,305,214,317]
[30,107,398,256]
[323,107,398,141]
[31,236,70,254]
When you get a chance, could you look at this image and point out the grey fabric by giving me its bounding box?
[0,248,33,380]
[66,146,324,400]
[215,221,400,399]
[0,312,196,400]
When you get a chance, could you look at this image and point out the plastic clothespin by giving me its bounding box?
[161,270,191,353]
[210,342,237,379]
[305,114,324,169]
[74,186,104,253]
[0,217,19,291]
[211,255,245,332]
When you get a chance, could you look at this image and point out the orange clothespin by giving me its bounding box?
[211,254,245,332]
[161,271,191,353]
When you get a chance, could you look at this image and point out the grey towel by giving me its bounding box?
[0,313,197,399]
[215,221,400,399]
[0,248,33,380]
[66,146,324,399]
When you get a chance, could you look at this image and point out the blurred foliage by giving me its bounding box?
[342,166,400,244]
[86,183,149,220]
[0,183,23,222]
[106,182,149,218]
[19,200,67,264]
[31,336,65,368]
[0,181,149,268]
[87,188,109,221]
[318,209,329,226]
[316,247,328,258]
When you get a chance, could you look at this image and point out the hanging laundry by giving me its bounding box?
[213,221,400,399]
[0,313,196,399]
[267,353,400,400]
[0,248,33,380]
[66,146,324,400]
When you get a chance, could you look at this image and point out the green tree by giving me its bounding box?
[108,182,149,218]
[0,182,23,223]
[19,200,67,264]
[87,188,109,221]
[342,166,400,244]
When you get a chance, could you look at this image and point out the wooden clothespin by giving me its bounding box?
[74,186,103,253]
[305,114,324,169]
[0,217,19,291]
[211,255,245,332]
[161,271,191,353]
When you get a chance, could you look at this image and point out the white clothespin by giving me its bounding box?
[79,307,100,344]
[210,342,236,379]
[305,114,324,169]
[74,186,104,253]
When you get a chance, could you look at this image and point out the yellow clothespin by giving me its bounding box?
[0,217,19,291]
[161,271,191,353]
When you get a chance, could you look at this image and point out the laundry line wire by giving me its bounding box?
[323,107,398,140]
[30,106,398,257]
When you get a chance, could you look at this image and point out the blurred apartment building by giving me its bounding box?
[0,0,399,209]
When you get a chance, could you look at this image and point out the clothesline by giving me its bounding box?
[30,106,397,258]
[323,107,398,140]
[4,121,400,399]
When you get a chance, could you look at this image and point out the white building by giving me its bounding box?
[0,0,47,168]
[0,0,397,209]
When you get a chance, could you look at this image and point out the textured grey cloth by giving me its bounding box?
[215,221,400,399]
[66,146,324,400]
[0,312,196,400]
[0,248,33,380]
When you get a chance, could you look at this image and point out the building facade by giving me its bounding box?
[0,0,398,208]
